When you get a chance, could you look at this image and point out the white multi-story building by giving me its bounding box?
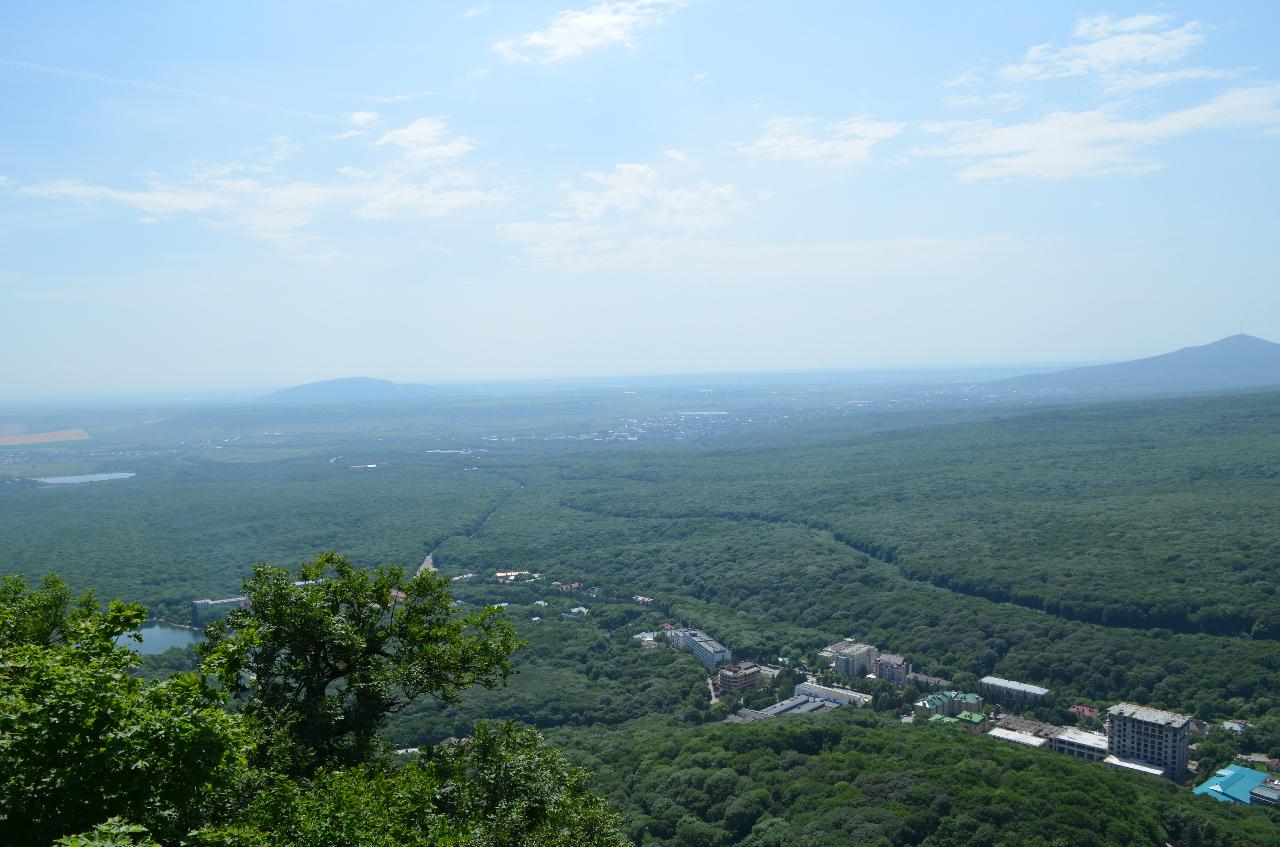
[826,640,878,679]
[669,628,732,669]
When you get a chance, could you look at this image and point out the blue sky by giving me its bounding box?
[3,1,1278,396]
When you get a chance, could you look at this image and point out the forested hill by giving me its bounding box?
[259,376,405,404]
[995,333,1280,396]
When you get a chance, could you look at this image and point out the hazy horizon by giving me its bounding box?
[5,2,1279,396]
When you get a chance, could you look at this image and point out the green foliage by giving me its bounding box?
[0,576,249,846]
[199,552,520,775]
[54,818,161,847]
[553,711,1280,847]
[195,722,626,847]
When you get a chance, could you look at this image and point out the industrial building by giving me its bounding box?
[795,681,872,707]
[669,628,732,669]
[1106,703,1191,780]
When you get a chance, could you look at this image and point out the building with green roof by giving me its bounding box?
[915,690,984,718]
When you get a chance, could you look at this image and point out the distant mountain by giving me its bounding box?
[259,377,405,405]
[995,334,1280,397]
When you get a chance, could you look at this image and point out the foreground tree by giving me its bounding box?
[195,722,628,847]
[198,552,521,774]
[0,575,248,846]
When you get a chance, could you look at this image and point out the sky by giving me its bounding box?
[3,1,1279,397]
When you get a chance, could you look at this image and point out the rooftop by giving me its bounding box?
[1104,755,1165,778]
[980,676,1050,696]
[1054,727,1108,749]
[826,640,877,656]
[1108,703,1190,729]
[989,727,1047,748]
[878,653,907,666]
[1193,765,1272,804]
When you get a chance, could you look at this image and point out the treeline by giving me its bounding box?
[550,710,1280,847]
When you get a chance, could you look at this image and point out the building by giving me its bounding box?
[795,681,872,707]
[1069,704,1099,720]
[725,694,840,724]
[1104,756,1165,778]
[633,595,654,605]
[560,606,589,619]
[1193,765,1279,805]
[907,672,952,691]
[669,628,732,669]
[1106,703,1191,780]
[826,640,878,679]
[718,661,763,691]
[874,653,911,685]
[1051,727,1109,762]
[191,595,251,624]
[493,570,539,584]
[980,676,1050,704]
[989,727,1048,748]
[915,690,984,717]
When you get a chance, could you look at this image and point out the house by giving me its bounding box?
[1069,704,1099,720]
[560,606,589,619]
[633,595,654,605]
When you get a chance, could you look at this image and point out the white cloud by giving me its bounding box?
[467,68,492,79]
[466,5,491,17]
[945,69,983,88]
[736,116,904,169]
[347,111,379,126]
[662,148,689,163]
[326,129,366,140]
[22,117,504,252]
[499,160,734,270]
[918,84,1280,182]
[367,91,432,104]
[1000,14,1210,90]
[693,71,708,83]
[944,92,1030,112]
[494,0,687,63]
[375,117,474,160]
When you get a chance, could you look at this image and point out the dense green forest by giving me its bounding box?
[6,384,1280,844]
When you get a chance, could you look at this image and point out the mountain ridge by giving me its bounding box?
[993,333,1280,396]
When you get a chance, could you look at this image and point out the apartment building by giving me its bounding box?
[874,653,911,685]
[1106,703,1191,780]
[980,676,1050,705]
[718,661,762,691]
[826,640,878,679]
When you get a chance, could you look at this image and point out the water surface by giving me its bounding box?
[120,623,203,654]
[33,472,137,484]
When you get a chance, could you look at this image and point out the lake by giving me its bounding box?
[33,472,137,484]
[120,623,204,654]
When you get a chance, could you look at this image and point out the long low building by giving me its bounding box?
[795,681,872,706]
[981,676,1050,702]
[989,727,1048,748]
[669,628,732,669]
[1051,727,1109,762]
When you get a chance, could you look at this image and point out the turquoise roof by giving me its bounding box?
[1193,764,1271,804]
